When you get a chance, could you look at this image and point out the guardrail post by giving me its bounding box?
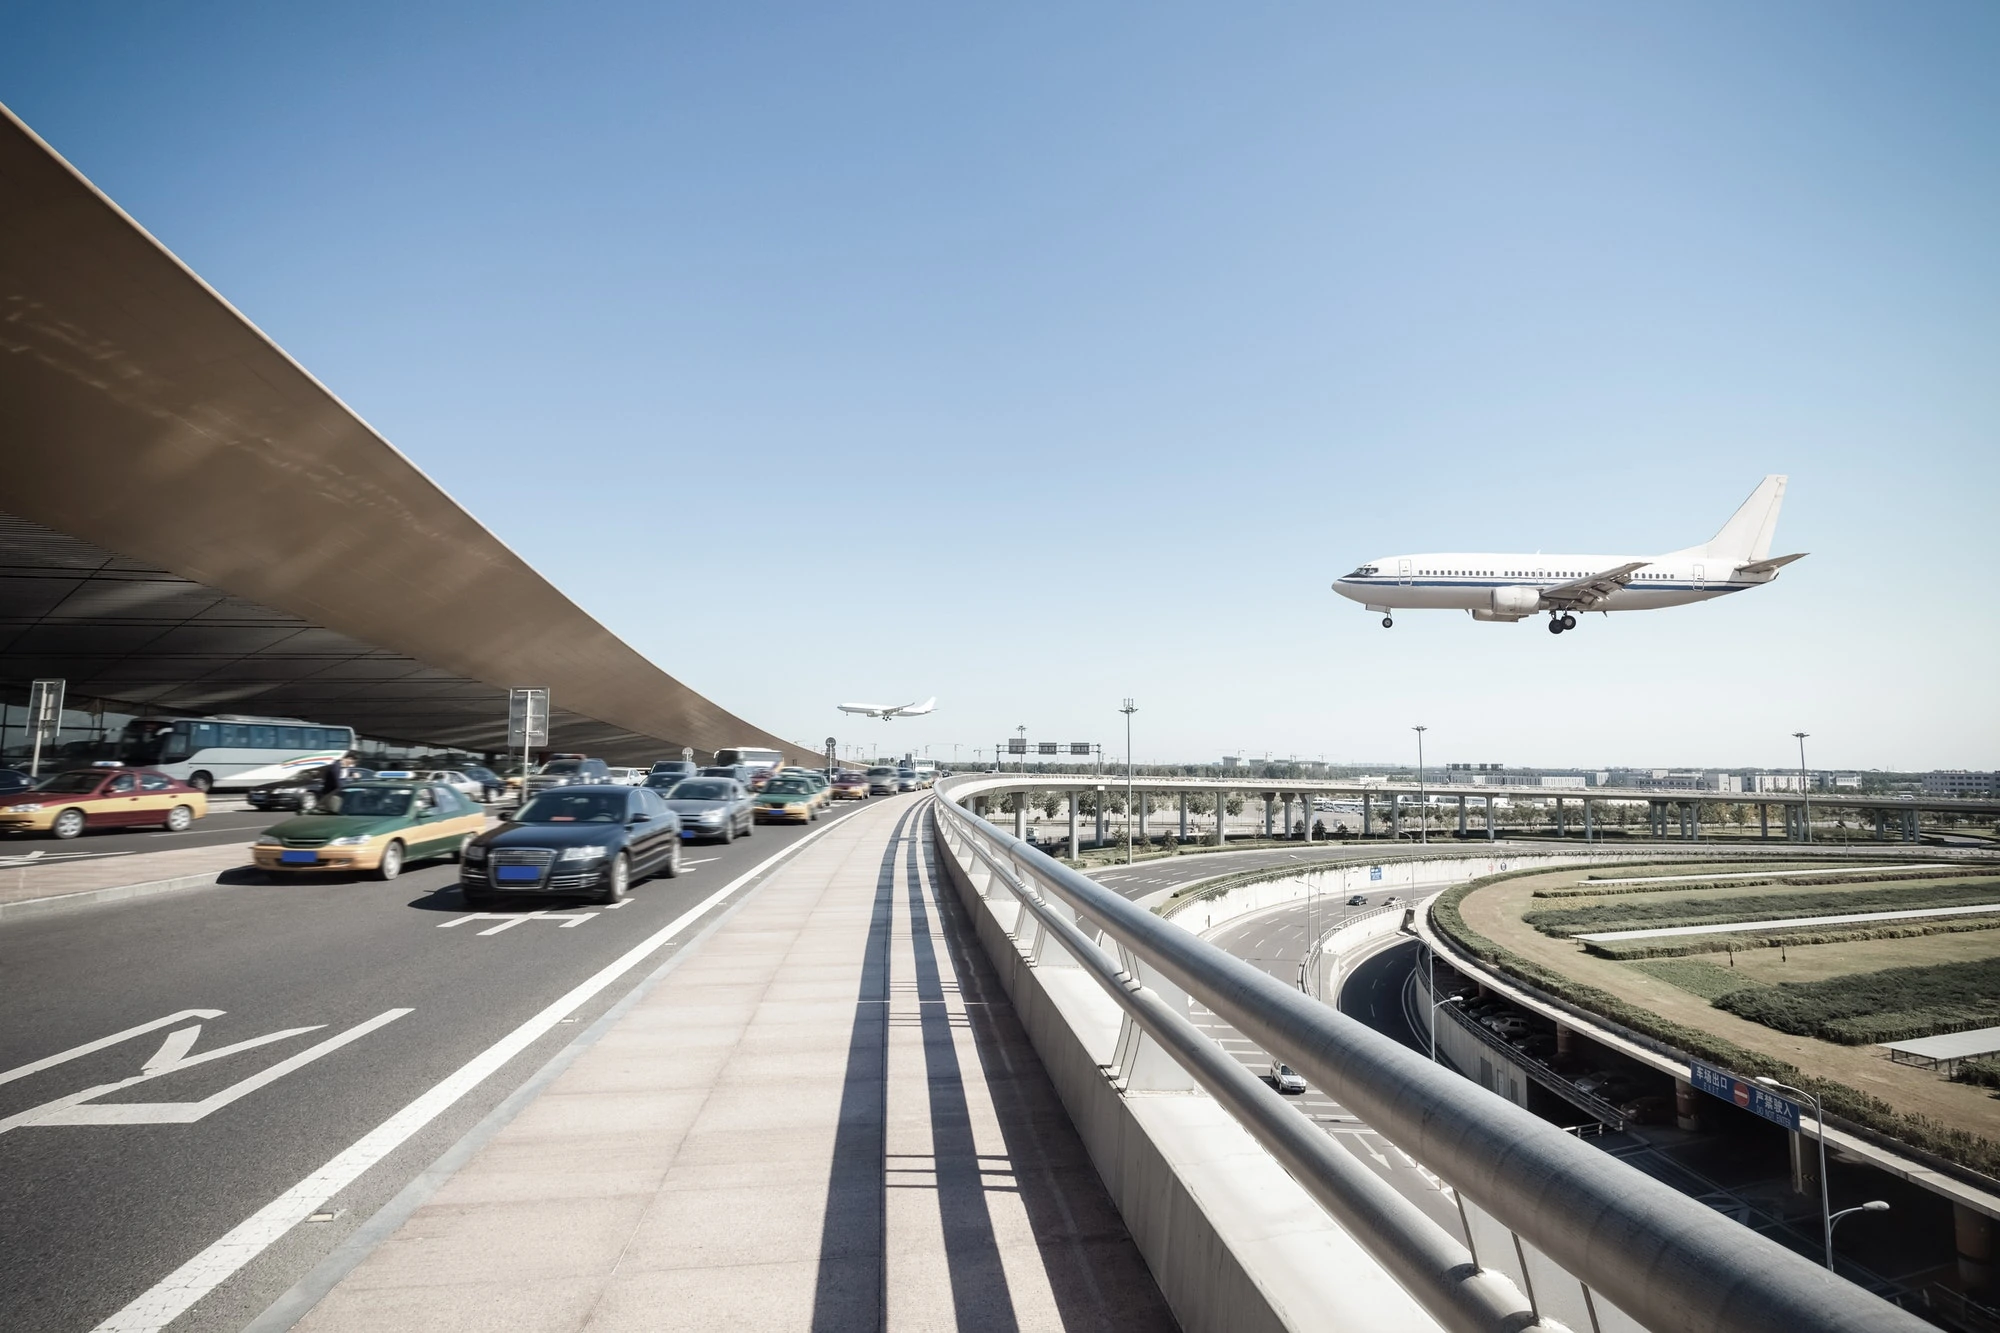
[1108,943,1199,1092]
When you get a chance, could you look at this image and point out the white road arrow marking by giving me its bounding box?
[0,1010,409,1132]
[0,1009,226,1089]
[436,911,597,935]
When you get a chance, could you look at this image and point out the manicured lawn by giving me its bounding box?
[1524,877,2000,937]
[1715,956,2000,1044]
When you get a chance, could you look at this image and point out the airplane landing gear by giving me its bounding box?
[1548,618,1563,635]
[1562,613,1577,630]
[1381,616,1394,629]
[1548,612,1578,635]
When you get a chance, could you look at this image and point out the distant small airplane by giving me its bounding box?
[837,697,937,721]
[1332,475,1806,635]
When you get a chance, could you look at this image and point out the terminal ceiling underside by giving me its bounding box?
[0,514,661,758]
[0,105,811,767]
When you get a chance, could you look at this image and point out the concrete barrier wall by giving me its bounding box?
[930,813,1442,1333]
[1166,852,1586,936]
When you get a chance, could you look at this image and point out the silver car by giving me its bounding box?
[660,777,754,843]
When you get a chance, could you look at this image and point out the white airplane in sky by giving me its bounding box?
[837,696,937,721]
[1332,475,1806,635]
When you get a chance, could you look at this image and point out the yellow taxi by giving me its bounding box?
[251,780,487,880]
[0,766,208,838]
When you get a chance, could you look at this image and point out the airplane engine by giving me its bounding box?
[1469,609,1529,622]
[1490,585,1542,616]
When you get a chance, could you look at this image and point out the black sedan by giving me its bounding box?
[460,784,681,907]
[660,777,754,843]
[245,766,375,813]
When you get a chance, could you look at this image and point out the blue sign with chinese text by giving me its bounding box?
[1689,1060,1801,1132]
[1369,865,1383,882]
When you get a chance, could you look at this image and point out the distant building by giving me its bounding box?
[1539,774,1587,789]
[1756,773,1804,793]
[1923,771,1996,797]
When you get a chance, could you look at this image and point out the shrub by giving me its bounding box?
[1715,957,2000,1045]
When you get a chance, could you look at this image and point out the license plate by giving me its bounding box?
[280,850,319,865]
[496,865,542,882]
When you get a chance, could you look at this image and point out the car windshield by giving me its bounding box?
[668,780,732,801]
[462,767,497,781]
[331,787,414,817]
[539,760,582,774]
[765,779,812,795]
[34,771,106,794]
[516,791,626,823]
[643,775,680,789]
[867,767,894,776]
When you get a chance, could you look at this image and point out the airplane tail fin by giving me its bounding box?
[911,697,936,714]
[1698,475,1787,564]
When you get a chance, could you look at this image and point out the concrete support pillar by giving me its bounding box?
[1213,791,1227,846]
[1457,794,1467,836]
[1014,796,1026,841]
[1068,795,1079,860]
[1956,1202,1994,1293]
[1674,1076,1702,1131]
[1095,795,1105,848]
[1907,809,1920,843]
[1874,809,1886,841]
[1554,798,1565,839]
[1178,793,1188,840]
[1362,792,1373,837]
[1138,793,1148,847]
[1759,803,1769,840]
[1280,794,1292,840]
[1390,795,1401,840]
[1691,801,1702,840]
[1262,795,1273,839]
[1555,1023,1575,1060]
[973,795,987,818]
[1584,799,1594,843]
[1485,794,1496,841]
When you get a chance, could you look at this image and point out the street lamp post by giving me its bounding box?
[1413,725,1428,845]
[1120,698,1137,865]
[1430,987,1462,1063]
[1828,1201,1891,1259]
[1017,725,1027,776]
[1758,1076,1834,1267]
[1794,731,1811,844]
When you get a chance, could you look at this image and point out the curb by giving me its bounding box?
[0,869,233,923]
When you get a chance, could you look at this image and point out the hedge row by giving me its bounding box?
[1525,879,2000,936]
[1428,875,2000,1179]
[1545,867,1992,899]
[1714,957,2000,1045]
[1955,1058,2000,1090]
[1580,912,2000,960]
[1626,957,1765,1000]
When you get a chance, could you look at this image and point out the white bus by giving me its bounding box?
[121,716,357,791]
[714,746,784,775]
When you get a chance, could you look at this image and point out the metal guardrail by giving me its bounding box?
[934,780,1931,1333]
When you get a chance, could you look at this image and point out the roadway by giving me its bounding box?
[1086,841,1495,900]
[0,794,886,1333]
[0,807,284,875]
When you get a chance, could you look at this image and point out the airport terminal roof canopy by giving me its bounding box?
[0,104,813,766]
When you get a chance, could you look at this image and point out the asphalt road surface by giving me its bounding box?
[1087,842,1498,900]
[0,793,889,1333]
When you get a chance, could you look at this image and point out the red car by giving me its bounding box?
[0,766,210,838]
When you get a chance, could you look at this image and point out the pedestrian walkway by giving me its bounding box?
[291,796,1174,1332]
[0,839,253,917]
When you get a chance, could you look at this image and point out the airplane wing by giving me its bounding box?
[1542,561,1648,609]
[1734,552,1807,577]
[838,703,893,716]
[892,697,937,718]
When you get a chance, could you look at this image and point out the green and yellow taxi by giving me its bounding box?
[250,780,487,880]
[754,775,823,824]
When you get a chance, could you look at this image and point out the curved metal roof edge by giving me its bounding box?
[0,101,817,766]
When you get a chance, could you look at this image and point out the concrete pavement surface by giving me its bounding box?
[275,794,1168,1332]
[0,796,892,1333]
[1088,842,1450,901]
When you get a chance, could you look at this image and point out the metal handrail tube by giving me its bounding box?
[937,787,1931,1333]
[946,817,1542,1333]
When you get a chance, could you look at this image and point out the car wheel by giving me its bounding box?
[51,808,85,840]
[595,853,630,905]
[188,771,213,793]
[719,820,733,845]
[297,792,318,814]
[663,841,681,878]
[375,840,405,881]
[164,804,194,833]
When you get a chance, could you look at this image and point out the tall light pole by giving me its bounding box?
[1120,698,1137,864]
[1793,731,1811,844]
[1758,1077,1833,1267]
[1413,725,1429,845]
[1017,725,1027,776]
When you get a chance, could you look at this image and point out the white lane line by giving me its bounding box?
[88,812,859,1333]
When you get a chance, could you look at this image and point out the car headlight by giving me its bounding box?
[327,835,372,846]
[254,836,283,848]
[560,844,608,862]
[787,802,807,812]
[698,811,722,823]
[463,843,487,861]
[10,803,43,812]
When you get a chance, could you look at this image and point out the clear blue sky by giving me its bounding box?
[4,2,1995,770]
